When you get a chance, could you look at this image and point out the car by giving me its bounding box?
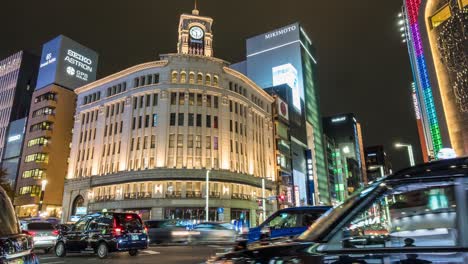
[55,212,148,259]
[0,186,38,264]
[246,206,331,243]
[145,219,190,244]
[210,157,468,263]
[21,221,59,253]
[190,222,238,244]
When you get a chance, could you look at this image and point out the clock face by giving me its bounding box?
[189,26,204,40]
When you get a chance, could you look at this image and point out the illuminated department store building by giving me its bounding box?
[403,0,468,160]
[62,8,277,225]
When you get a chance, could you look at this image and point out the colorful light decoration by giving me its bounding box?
[405,0,443,155]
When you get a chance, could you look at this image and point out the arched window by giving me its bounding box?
[171,71,178,83]
[71,195,85,215]
[197,73,203,85]
[205,74,211,86]
[189,72,195,84]
[213,75,219,86]
[180,72,187,83]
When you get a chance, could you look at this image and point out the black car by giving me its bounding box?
[0,186,38,264]
[210,157,468,264]
[55,212,148,259]
[145,219,189,244]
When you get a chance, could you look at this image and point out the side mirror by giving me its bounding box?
[260,226,271,240]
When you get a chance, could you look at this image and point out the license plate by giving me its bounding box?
[131,234,139,240]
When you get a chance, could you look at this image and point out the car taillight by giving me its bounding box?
[114,227,122,236]
[52,230,59,235]
[144,227,148,234]
[26,231,36,236]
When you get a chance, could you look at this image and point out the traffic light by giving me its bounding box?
[278,194,285,203]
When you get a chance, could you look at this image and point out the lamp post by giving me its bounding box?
[395,143,415,166]
[205,170,210,222]
[38,179,48,216]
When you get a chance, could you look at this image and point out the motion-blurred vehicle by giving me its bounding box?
[55,212,148,259]
[247,206,331,243]
[211,157,468,263]
[21,221,59,253]
[0,186,38,264]
[190,222,237,244]
[145,219,190,244]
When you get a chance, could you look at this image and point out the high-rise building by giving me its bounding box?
[231,23,329,205]
[323,134,347,204]
[323,113,367,195]
[0,51,39,188]
[364,145,392,182]
[61,7,277,226]
[266,84,309,207]
[14,35,99,218]
[402,0,468,159]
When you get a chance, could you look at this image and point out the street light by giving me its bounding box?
[205,170,210,222]
[38,179,48,216]
[395,143,415,166]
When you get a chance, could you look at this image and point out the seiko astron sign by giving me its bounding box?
[36,35,98,90]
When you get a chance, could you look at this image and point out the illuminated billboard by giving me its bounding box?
[273,63,301,111]
[36,35,98,90]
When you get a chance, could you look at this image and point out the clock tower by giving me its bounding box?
[177,3,213,57]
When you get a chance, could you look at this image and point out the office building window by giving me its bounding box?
[152,114,158,127]
[206,115,211,128]
[178,113,184,126]
[214,96,218,108]
[171,93,177,105]
[153,93,158,106]
[188,113,194,126]
[170,113,176,126]
[196,114,202,127]
[179,92,185,105]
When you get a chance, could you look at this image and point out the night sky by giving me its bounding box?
[0,0,421,171]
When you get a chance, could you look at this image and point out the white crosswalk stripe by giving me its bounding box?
[141,250,160,255]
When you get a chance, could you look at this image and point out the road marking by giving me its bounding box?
[39,256,59,259]
[42,261,64,264]
[142,250,160,255]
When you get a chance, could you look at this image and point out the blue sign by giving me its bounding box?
[36,35,99,90]
[217,207,224,214]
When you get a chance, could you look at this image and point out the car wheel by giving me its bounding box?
[97,243,109,259]
[128,249,138,256]
[55,242,66,257]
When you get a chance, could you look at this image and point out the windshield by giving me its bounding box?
[297,182,382,242]
[27,222,55,230]
[0,188,20,236]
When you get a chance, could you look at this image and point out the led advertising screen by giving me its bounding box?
[36,35,98,90]
[246,23,304,112]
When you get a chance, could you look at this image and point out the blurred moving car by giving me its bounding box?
[0,186,38,264]
[145,219,190,244]
[55,212,148,259]
[247,206,331,243]
[211,157,468,263]
[21,221,59,253]
[190,222,237,244]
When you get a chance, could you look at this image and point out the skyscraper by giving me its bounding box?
[232,23,329,205]
[402,0,467,159]
[14,36,99,218]
[323,113,367,196]
[0,51,39,187]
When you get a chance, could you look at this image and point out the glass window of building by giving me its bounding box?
[213,75,218,86]
[189,93,195,105]
[206,115,211,128]
[188,134,194,148]
[197,94,202,106]
[171,93,177,105]
[169,134,175,148]
[206,95,211,107]
[188,113,194,126]
[178,113,184,126]
[205,74,211,85]
[179,92,185,105]
[213,116,218,129]
[214,96,219,108]
[197,73,203,85]
[196,114,202,127]
[151,135,156,148]
[153,93,158,106]
[171,71,178,83]
[189,72,195,84]
[180,72,187,83]
[170,113,176,126]
[152,114,158,127]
